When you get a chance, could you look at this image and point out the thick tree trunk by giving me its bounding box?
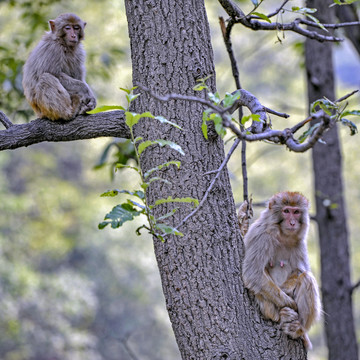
[305,1,359,359]
[124,1,306,358]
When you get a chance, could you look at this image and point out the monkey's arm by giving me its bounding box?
[58,72,96,113]
[58,73,93,95]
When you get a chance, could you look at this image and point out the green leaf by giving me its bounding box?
[154,196,199,208]
[193,83,208,91]
[223,91,241,108]
[305,14,327,31]
[98,203,142,229]
[298,123,321,143]
[241,114,261,126]
[332,0,359,5]
[292,6,317,14]
[252,12,271,23]
[145,177,172,188]
[154,115,182,130]
[208,92,221,105]
[125,111,154,129]
[210,113,226,138]
[340,118,358,136]
[144,161,181,178]
[87,105,125,114]
[100,189,145,199]
[120,86,138,94]
[125,93,140,105]
[156,208,178,221]
[114,163,140,173]
[341,110,360,118]
[154,223,184,237]
[137,139,185,156]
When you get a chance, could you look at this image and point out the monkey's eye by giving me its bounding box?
[64,25,72,30]
[283,209,290,214]
[73,25,80,30]
[294,209,300,214]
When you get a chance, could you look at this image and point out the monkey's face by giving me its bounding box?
[280,206,303,234]
[62,24,84,47]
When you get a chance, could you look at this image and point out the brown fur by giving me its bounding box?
[242,191,321,350]
[22,13,96,121]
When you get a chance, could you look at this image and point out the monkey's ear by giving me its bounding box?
[49,20,56,33]
[268,198,276,210]
[83,22,87,28]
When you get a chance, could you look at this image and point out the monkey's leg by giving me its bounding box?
[255,293,280,322]
[34,73,77,121]
[292,271,321,331]
[59,73,96,113]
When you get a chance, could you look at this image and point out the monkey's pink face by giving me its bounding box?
[63,24,82,47]
[281,206,302,232]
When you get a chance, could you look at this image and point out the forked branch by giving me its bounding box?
[217,0,345,42]
[138,85,332,153]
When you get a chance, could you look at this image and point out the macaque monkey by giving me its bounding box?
[22,13,96,121]
[242,191,321,350]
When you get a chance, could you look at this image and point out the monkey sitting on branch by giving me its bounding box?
[241,191,321,350]
[22,13,96,121]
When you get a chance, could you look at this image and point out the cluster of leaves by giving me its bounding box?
[194,76,261,140]
[298,95,359,143]
[89,88,199,241]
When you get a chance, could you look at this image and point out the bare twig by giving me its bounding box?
[335,89,359,103]
[217,0,343,42]
[267,0,290,19]
[263,106,290,118]
[300,18,360,30]
[176,137,241,230]
[351,279,360,294]
[0,111,13,129]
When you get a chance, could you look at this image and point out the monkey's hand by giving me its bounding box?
[79,95,97,114]
[280,307,304,338]
[280,307,313,350]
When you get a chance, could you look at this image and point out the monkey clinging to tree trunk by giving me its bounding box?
[22,13,96,121]
[241,191,321,350]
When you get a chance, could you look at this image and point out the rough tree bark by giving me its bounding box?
[305,1,359,359]
[124,1,306,359]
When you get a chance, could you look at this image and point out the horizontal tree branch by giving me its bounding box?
[0,110,130,151]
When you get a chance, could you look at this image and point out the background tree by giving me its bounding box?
[306,1,358,359]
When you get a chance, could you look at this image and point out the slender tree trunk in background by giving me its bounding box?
[124,1,307,358]
[305,1,359,359]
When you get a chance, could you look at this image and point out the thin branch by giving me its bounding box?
[175,137,241,231]
[263,106,289,118]
[0,110,130,151]
[300,18,360,30]
[0,111,13,129]
[218,0,343,42]
[290,116,312,133]
[336,89,359,103]
[267,0,290,19]
[351,279,360,294]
